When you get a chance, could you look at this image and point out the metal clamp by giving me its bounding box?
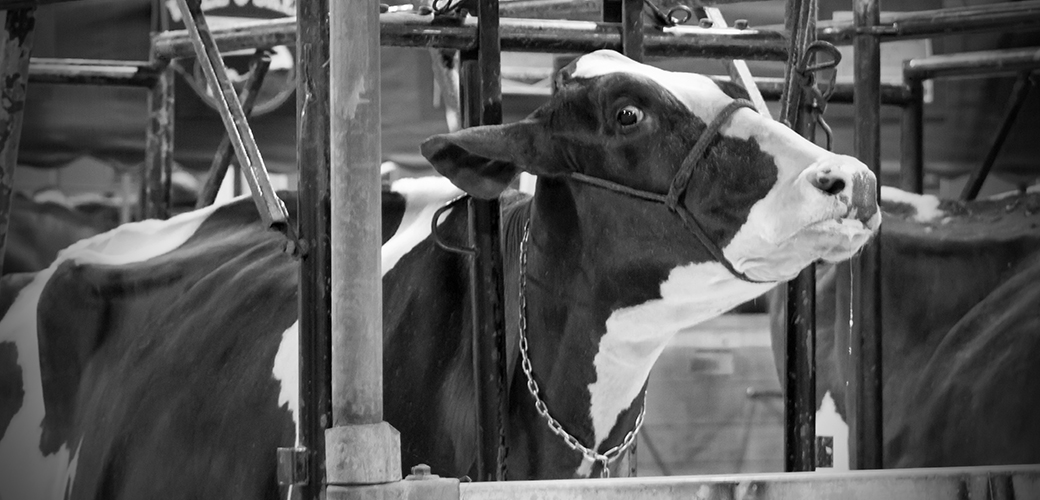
[276,447,311,486]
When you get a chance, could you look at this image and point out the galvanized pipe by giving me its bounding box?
[466,0,509,482]
[28,58,159,87]
[173,0,289,231]
[904,46,1040,81]
[850,0,884,471]
[196,49,272,209]
[152,16,789,61]
[818,0,1040,44]
[899,78,923,194]
[142,63,174,220]
[779,0,817,474]
[962,71,1034,201]
[296,0,331,497]
[0,7,35,278]
[329,0,383,427]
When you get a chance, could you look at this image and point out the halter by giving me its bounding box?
[568,98,764,283]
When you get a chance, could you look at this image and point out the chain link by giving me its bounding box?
[518,218,646,478]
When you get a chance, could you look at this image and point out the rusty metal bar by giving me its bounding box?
[818,0,1040,44]
[850,0,883,471]
[460,465,1040,500]
[196,49,272,209]
[962,71,1034,201]
[500,0,598,19]
[899,77,923,194]
[465,0,509,482]
[173,0,289,231]
[28,58,159,87]
[0,7,35,278]
[152,16,789,61]
[703,7,771,118]
[295,1,331,498]
[143,63,174,220]
[904,46,1040,81]
[778,0,817,474]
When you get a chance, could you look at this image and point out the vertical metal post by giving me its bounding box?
[325,0,401,492]
[297,1,331,499]
[900,77,923,194]
[466,0,507,481]
[0,7,34,278]
[779,0,817,474]
[143,62,174,220]
[621,0,644,62]
[851,0,884,470]
[961,71,1033,201]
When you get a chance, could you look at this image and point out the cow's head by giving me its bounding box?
[422,50,879,283]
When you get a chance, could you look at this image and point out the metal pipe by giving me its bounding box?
[499,0,598,19]
[196,49,272,209]
[152,16,789,61]
[466,0,509,482]
[904,47,1040,82]
[851,0,883,471]
[704,7,771,118]
[296,1,331,498]
[962,71,1034,201]
[621,0,644,62]
[818,0,1040,44]
[459,464,1040,500]
[28,58,159,87]
[329,0,382,427]
[173,0,289,231]
[705,76,913,106]
[899,77,924,194]
[0,7,35,278]
[779,0,817,475]
[143,63,174,220]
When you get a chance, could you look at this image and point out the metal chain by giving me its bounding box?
[518,218,646,478]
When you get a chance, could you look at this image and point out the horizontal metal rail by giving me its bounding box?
[152,15,789,61]
[904,46,1040,81]
[460,465,1040,500]
[28,58,159,87]
[818,0,1040,44]
[0,0,77,8]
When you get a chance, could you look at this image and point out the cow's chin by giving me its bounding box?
[733,217,878,282]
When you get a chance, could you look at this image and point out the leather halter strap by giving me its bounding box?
[568,98,763,283]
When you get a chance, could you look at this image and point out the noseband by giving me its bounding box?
[568,98,764,283]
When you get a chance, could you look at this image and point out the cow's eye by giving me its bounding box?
[616,106,644,127]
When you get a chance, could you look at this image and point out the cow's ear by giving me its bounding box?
[421,120,546,199]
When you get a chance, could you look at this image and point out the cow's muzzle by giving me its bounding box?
[804,156,879,228]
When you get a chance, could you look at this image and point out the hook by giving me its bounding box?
[432,195,476,255]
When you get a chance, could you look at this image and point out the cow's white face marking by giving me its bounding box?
[381,176,463,275]
[0,199,229,500]
[587,262,774,450]
[881,187,945,223]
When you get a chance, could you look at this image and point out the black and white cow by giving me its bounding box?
[0,50,879,499]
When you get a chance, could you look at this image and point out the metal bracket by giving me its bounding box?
[277,447,311,486]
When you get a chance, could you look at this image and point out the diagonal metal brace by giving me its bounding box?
[702,7,771,119]
[173,0,291,234]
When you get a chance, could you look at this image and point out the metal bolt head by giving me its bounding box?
[406,463,440,480]
[699,18,714,28]
[735,19,749,29]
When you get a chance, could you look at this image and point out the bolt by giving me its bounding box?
[734,19,749,29]
[699,18,714,28]
[406,463,437,480]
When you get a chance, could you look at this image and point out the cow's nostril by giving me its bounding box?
[812,172,846,196]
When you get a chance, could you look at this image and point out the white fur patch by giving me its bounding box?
[881,186,945,223]
[381,177,463,275]
[587,262,774,450]
[273,322,300,448]
[0,198,232,500]
[816,391,849,471]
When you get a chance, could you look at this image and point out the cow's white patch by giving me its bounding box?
[587,262,774,450]
[273,322,300,447]
[880,187,944,223]
[382,177,463,276]
[0,198,235,500]
[62,438,82,499]
[816,391,849,471]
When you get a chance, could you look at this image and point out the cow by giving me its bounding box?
[0,50,879,499]
[769,187,1040,470]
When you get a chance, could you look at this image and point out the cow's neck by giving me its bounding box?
[515,179,773,478]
